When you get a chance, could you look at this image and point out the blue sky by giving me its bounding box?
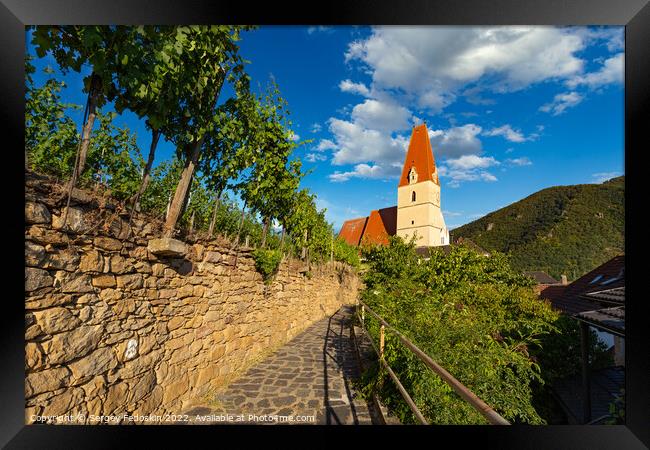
[26,26,624,231]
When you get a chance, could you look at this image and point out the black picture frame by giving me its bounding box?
[2,0,648,447]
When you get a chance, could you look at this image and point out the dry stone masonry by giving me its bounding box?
[24,172,360,424]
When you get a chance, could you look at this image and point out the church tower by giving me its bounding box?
[396,124,449,247]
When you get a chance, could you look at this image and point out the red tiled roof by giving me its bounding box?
[377,206,397,236]
[361,208,394,246]
[541,255,625,315]
[338,217,368,246]
[399,124,439,188]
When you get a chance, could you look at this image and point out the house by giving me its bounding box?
[539,255,624,315]
[524,270,567,295]
[538,255,625,424]
[338,123,449,249]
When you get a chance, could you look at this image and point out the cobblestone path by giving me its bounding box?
[183,305,384,425]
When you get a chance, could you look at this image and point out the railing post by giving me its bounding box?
[379,324,385,360]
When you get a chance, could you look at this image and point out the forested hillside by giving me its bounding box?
[451,176,624,281]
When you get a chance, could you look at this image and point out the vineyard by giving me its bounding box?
[25,25,360,270]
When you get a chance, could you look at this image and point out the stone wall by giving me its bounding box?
[24,173,359,423]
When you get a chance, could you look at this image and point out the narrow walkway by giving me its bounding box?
[184,305,383,425]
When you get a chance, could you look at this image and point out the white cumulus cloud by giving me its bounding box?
[345,26,587,112]
[305,153,328,162]
[566,53,623,89]
[438,154,499,187]
[329,163,398,182]
[339,79,371,97]
[506,157,533,166]
[316,139,337,151]
[445,155,499,170]
[350,99,412,133]
[539,91,584,116]
[428,124,483,159]
[484,124,529,143]
[328,118,409,166]
[592,171,622,183]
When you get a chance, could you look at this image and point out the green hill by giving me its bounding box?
[450,176,624,281]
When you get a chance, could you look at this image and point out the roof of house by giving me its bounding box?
[575,306,625,337]
[361,206,397,246]
[540,255,625,315]
[338,217,368,246]
[524,271,560,285]
[399,124,439,188]
[582,287,625,306]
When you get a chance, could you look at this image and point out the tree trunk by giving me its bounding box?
[165,191,172,220]
[163,137,204,238]
[133,127,160,211]
[306,230,311,269]
[180,181,194,223]
[238,207,246,241]
[208,193,222,238]
[124,128,161,238]
[261,217,270,248]
[231,203,246,249]
[77,73,102,178]
[232,205,247,269]
[189,210,196,236]
[301,229,307,260]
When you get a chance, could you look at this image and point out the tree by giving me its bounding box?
[111,26,186,215]
[237,83,304,248]
[159,25,253,238]
[31,26,132,180]
[25,63,144,199]
[85,111,144,201]
[360,238,559,424]
[283,189,316,258]
[25,64,81,178]
[200,91,260,238]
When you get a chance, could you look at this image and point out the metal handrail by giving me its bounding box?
[356,299,510,425]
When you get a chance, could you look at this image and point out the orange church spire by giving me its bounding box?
[398,123,439,187]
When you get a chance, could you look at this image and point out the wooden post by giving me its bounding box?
[189,210,195,236]
[165,191,172,221]
[245,235,249,248]
[361,305,365,327]
[580,321,592,424]
[208,195,221,238]
[379,324,385,360]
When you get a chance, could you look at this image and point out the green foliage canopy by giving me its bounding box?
[360,236,559,424]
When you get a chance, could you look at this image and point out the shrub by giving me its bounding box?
[333,237,360,268]
[252,249,282,282]
[359,235,559,424]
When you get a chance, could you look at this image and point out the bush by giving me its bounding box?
[359,236,559,424]
[333,237,360,268]
[252,249,282,282]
